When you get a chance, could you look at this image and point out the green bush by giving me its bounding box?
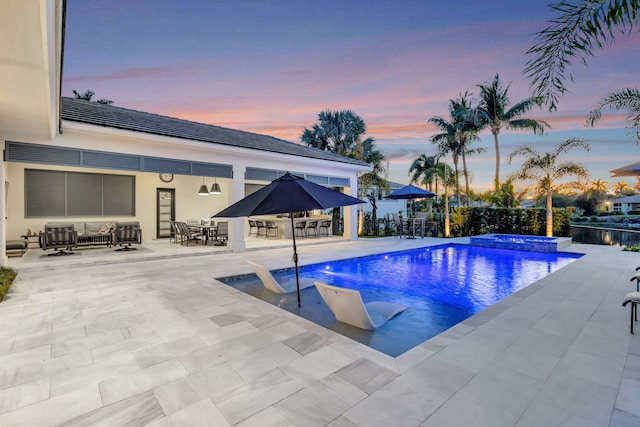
[449,207,572,237]
[0,267,17,302]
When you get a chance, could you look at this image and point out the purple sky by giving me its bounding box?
[62,0,640,192]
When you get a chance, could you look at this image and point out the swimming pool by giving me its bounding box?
[220,244,582,357]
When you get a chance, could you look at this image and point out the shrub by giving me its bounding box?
[449,207,572,237]
[623,244,640,252]
[0,267,17,302]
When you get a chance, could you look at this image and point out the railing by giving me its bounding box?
[570,225,640,246]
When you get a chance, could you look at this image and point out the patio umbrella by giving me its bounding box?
[385,184,436,217]
[384,184,436,200]
[212,172,364,307]
[610,161,640,177]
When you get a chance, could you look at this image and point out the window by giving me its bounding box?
[25,169,135,217]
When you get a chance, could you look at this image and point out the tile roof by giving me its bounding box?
[60,97,367,167]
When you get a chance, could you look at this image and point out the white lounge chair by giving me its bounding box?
[248,261,315,294]
[314,281,406,330]
[623,291,640,334]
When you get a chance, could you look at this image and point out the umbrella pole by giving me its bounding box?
[291,215,301,307]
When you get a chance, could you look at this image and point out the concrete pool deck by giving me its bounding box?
[0,237,638,426]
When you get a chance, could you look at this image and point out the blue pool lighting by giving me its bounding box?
[221,244,582,357]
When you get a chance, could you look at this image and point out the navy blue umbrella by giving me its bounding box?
[213,172,364,306]
[384,184,436,200]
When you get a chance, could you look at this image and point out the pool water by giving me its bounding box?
[220,244,582,357]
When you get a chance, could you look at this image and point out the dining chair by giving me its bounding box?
[178,221,202,245]
[391,213,404,238]
[169,220,179,243]
[215,221,229,245]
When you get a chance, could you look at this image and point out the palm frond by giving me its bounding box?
[587,87,640,142]
[525,0,639,111]
[507,118,550,134]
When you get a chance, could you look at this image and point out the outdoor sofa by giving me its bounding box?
[43,221,116,247]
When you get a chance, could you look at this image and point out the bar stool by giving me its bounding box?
[306,220,318,238]
[318,220,331,236]
[248,219,258,236]
[265,221,278,239]
[294,220,306,238]
[255,220,266,237]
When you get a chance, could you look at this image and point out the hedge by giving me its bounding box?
[449,207,572,237]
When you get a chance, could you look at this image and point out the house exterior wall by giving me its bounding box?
[4,122,366,246]
[0,2,367,262]
[5,161,235,241]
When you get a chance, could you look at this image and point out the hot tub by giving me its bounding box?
[469,234,572,253]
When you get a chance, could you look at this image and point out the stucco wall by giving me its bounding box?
[5,161,234,240]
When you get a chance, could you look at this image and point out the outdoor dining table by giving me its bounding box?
[404,217,425,239]
[190,224,217,245]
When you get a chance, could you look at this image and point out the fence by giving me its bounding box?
[570,225,640,247]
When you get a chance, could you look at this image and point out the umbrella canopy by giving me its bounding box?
[384,184,436,200]
[213,172,364,306]
[610,161,640,177]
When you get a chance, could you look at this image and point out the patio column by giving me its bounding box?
[230,164,246,252]
[0,141,5,266]
[344,172,358,241]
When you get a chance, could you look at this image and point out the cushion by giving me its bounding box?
[6,240,27,250]
[85,222,106,234]
[99,223,114,234]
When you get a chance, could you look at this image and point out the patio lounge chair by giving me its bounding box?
[248,260,314,293]
[114,222,142,251]
[41,224,78,256]
[314,281,406,330]
[631,270,640,292]
[622,291,640,333]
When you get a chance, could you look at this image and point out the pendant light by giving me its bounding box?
[198,177,209,195]
[209,177,222,194]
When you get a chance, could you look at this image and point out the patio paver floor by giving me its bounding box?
[0,237,638,426]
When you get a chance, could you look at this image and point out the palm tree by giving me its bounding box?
[430,118,461,205]
[301,110,369,156]
[590,178,609,193]
[587,88,640,143]
[301,109,388,234]
[429,93,481,206]
[408,154,438,191]
[508,137,591,236]
[612,181,632,194]
[451,93,482,203]
[72,89,113,105]
[525,1,639,111]
[483,179,520,208]
[476,74,549,189]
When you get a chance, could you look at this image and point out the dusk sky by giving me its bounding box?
[62,0,640,192]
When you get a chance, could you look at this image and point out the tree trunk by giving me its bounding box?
[461,150,470,206]
[546,191,553,237]
[444,190,450,238]
[493,131,500,191]
[452,156,461,207]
